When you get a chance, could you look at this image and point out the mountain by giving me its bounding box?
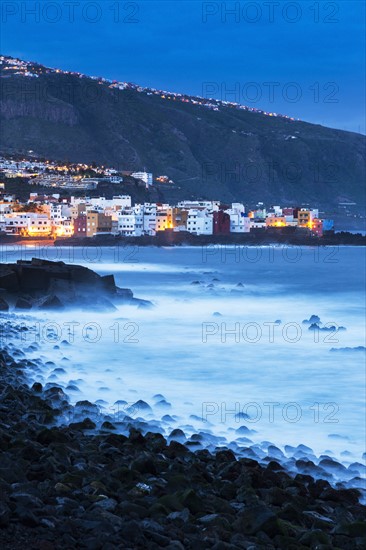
[0,55,365,208]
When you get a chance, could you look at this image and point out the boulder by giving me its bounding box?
[234,505,278,536]
[15,297,33,310]
[0,269,19,291]
[0,259,146,311]
[115,288,134,302]
[48,278,76,300]
[100,274,116,293]
[36,295,64,310]
[17,265,51,291]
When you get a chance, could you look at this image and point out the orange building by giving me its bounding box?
[86,211,112,237]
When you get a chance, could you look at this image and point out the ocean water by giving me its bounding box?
[2,244,366,468]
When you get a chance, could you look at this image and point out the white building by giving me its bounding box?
[0,213,51,235]
[50,203,72,222]
[131,172,153,187]
[0,203,13,215]
[87,196,131,210]
[272,205,282,215]
[116,203,161,236]
[250,219,266,229]
[178,200,220,211]
[118,208,143,236]
[225,203,250,233]
[186,209,213,235]
[142,203,157,235]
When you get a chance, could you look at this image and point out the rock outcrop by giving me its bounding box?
[0,258,150,311]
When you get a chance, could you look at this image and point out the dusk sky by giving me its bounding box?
[1,0,365,133]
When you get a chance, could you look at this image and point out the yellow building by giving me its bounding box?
[298,210,311,227]
[266,216,287,228]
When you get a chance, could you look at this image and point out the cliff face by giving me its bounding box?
[0,99,79,125]
[1,71,365,207]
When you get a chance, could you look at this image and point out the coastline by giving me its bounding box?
[0,321,365,549]
[1,230,366,248]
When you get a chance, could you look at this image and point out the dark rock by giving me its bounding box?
[235,425,252,435]
[0,297,9,311]
[36,427,70,445]
[215,450,237,463]
[0,269,19,291]
[155,399,172,409]
[0,502,10,527]
[179,489,204,514]
[115,287,134,300]
[137,299,154,309]
[69,417,96,430]
[15,297,32,310]
[321,487,360,504]
[1,331,366,549]
[36,294,64,310]
[101,421,116,430]
[131,455,158,475]
[100,274,116,293]
[166,440,189,457]
[93,498,118,512]
[168,429,186,442]
[302,314,321,324]
[144,432,167,452]
[299,529,331,546]
[0,259,147,312]
[15,506,39,527]
[234,505,278,536]
[128,400,153,415]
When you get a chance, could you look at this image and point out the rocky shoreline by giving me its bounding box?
[0,323,365,549]
[59,230,365,247]
[1,229,366,248]
[0,258,151,312]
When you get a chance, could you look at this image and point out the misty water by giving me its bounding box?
[2,244,365,478]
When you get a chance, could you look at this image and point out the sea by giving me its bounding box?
[1,243,365,476]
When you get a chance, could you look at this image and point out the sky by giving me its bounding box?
[1,0,365,133]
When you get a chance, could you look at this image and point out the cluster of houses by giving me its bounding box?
[0,193,334,239]
[1,55,298,121]
[0,157,153,190]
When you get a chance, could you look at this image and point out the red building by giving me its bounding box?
[74,215,87,236]
[213,210,230,235]
[311,218,323,237]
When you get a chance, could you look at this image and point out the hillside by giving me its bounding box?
[0,56,365,207]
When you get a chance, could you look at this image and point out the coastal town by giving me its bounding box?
[0,155,334,239]
[0,192,334,239]
[1,8,366,550]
